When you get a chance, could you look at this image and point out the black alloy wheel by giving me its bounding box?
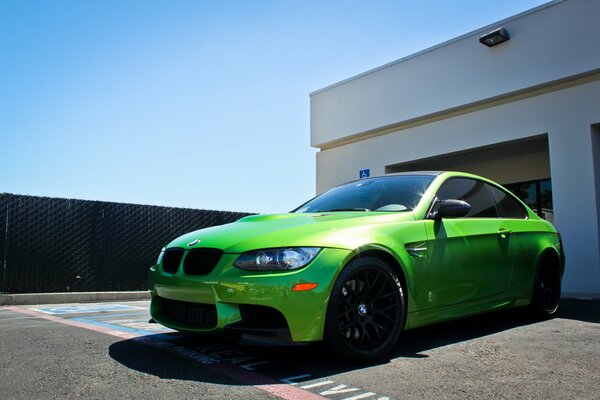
[531,258,561,319]
[325,257,405,362]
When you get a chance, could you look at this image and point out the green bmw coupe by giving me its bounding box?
[148,171,564,361]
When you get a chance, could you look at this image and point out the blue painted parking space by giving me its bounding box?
[32,304,146,315]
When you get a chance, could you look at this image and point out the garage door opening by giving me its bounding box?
[385,135,553,220]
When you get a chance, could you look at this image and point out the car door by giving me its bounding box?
[424,178,511,308]
[487,183,538,287]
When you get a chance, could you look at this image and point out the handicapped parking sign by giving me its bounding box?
[359,169,370,179]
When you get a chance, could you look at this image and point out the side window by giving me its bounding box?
[436,178,497,218]
[488,185,528,219]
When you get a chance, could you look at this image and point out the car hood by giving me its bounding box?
[167,211,417,253]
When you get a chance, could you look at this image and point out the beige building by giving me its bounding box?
[310,0,600,297]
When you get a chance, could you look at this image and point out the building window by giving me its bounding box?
[504,179,553,222]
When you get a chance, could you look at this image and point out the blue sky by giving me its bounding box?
[0,0,547,214]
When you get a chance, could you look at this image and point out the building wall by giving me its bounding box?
[310,0,600,296]
[311,0,600,148]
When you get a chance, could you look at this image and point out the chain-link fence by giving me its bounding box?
[0,193,253,293]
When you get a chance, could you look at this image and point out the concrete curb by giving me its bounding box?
[0,291,151,306]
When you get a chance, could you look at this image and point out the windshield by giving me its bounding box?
[293,175,435,213]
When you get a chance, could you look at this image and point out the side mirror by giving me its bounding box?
[430,199,471,220]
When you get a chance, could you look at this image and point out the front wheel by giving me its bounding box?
[324,257,406,362]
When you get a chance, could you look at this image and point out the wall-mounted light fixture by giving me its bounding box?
[479,27,510,47]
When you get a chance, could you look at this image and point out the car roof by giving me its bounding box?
[381,171,444,177]
[337,171,444,187]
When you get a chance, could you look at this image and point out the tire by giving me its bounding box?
[324,257,406,362]
[530,257,561,319]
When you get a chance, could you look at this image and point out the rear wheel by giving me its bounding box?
[324,257,405,362]
[530,257,561,319]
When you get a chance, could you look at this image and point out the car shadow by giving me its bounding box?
[394,298,600,358]
[555,298,600,323]
[108,334,246,385]
[108,299,600,386]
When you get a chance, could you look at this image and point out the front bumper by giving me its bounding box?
[148,247,351,342]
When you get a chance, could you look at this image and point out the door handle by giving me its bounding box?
[498,228,512,238]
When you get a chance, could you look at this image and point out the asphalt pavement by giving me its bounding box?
[1,299,599,400]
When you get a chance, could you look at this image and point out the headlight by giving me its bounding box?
[233,247,321,271]
[156,248,165,265]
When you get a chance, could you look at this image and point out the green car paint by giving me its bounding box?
[149,171,562,355]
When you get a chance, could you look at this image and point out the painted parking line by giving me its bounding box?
[31,304,146,315]
[4,305,142,339]
[4,305,393,400]
[85,312,150,319]
[69,317,169,336]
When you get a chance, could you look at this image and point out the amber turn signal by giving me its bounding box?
[292,282,318,291]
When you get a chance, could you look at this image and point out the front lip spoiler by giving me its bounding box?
[224,321,293,345]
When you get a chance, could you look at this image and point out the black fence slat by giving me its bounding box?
[0,193,253,294]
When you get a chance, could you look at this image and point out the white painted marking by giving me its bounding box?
[223,356,255,365]
[240,361,270,371]
[209,348,246,358]
[193,345,227,352]
[320,384,360,396]
[342,393,376,400]
[32,304,144,315]
[170,346,219,365]
[377,397,390,400]
[121,321,168,331]
[300,380,335,389]
[280,374,312,385]
[108,319,136,324]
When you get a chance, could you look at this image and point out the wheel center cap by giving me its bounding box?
[358,304,368,317]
